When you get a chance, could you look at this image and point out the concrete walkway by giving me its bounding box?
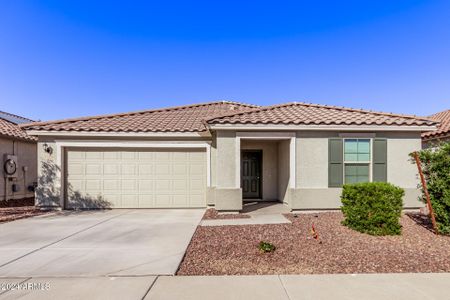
[1,273,449,299]
[201,202,292,226]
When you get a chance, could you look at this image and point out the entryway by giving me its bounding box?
[241,150,262,199]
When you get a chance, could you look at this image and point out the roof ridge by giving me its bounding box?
[206,101,437,123]
[294,102,437,122]
[21,100,259,128]
[0,110,35,123]
[429,109,450,119]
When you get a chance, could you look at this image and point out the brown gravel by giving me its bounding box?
[202,208,251,220]
[0,206,50,224]
[0,197,35,208]
[178,212,450,275]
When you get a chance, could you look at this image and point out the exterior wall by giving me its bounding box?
[277,140,290,205]
[34,130,424,210]
[214,131,242,210]
[35,135,212,209]
[292,131,423,210]
[0,137,37,202]
[241,140,278,200]
[36,139,61,207]
[216,131,237,188]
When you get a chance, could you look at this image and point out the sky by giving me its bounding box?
[0,0,449,122]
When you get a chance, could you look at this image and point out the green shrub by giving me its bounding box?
[258,241,276,253]
[341,182,404,236]
[414,142,450,234]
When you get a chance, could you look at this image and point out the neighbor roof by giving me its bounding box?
[422,109,450,140]
[0,112,36,141]
[22,101,260,133]
[207,102,437,127]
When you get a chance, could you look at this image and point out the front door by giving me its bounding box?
[241,150,262,199]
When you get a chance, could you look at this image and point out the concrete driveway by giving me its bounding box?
[0,209,204,277]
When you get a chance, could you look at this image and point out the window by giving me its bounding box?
[344,139,370,184]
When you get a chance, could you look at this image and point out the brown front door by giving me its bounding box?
[241,150,262,199]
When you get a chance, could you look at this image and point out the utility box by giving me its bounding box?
[3,154,18,178]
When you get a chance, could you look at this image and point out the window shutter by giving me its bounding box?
[328,138,343,187]
[373,139,387,182]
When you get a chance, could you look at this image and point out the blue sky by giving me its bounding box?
[1,0,449,121]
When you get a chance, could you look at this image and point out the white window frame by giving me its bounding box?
[342,138,374,184]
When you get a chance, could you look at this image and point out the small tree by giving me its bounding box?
[414,142,450,235]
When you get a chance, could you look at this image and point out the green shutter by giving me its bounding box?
[373,139,387,182]
[328,138,343,187]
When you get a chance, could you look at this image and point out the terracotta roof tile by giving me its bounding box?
[22,101,437,135]
[0,117,37,142]
[22,101,260,133]
[422,109,450,139]
[207,102,437,127]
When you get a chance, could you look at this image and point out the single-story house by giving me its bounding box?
[422,109,450,148]
[0,111,37,203]
[22,101,438,211]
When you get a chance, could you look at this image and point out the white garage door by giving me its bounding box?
[65,148,206,209]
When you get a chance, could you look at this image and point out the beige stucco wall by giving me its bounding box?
[241,140,278,200]
[277,140,290,205]
[34,130,424,210]
[292,131,423,209]
[216,131,237,188]
[36,139,61,207]
[0,137,37,202]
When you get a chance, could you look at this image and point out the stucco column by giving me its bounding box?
[214,131,242,211]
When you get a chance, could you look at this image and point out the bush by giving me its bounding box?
[258,241,276,253]
[414,142,450,235]
[341,182,404,236]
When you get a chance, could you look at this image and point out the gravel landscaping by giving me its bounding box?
[178,212,450,275]
[0,206,50,224]
[202,208,251,220]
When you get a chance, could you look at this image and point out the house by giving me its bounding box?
[422,109,450,148]
[22,101,437,211]
[0,111,37,203]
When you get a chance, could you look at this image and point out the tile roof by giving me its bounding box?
[207,102,437,127]
[422,109,450,140]
[22,101,437,135]
[22,101,260,133]
[0,115,37,142]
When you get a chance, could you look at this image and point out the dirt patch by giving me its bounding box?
[178,212,450,275]
[0,206,51,224]
[202,208,251,220]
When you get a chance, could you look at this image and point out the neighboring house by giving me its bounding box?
[422,109,450,148]
[22,101,437,211]
[0,111,37,203]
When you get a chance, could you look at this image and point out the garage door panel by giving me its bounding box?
[173,164,187,175]
[66,148,206,208]
[155,195,171,207]
[138,164,153,175]
[155,164,170,175]
[86,164,102,175]
[121,164,136,175]
[85,152,103,160]
[85,180,102,191]
[122,152,138,160]
[138,180,154,191]
[138,195,154,207]
[104,164,119,175]
[104,180,120,190]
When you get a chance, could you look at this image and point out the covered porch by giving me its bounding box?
[211,131,296,212]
